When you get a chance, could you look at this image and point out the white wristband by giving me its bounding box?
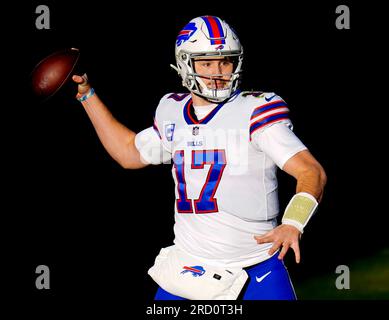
[281,192,318,233]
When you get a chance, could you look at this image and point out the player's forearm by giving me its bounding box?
[283,150,327,202]
[295,164,327,202]
[80,93,145,169]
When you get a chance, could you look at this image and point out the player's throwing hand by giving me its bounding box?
[72,73,91,98]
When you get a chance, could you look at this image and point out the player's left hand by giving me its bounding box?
[254,225,302,263]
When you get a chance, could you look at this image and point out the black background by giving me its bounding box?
[2,0,388,317]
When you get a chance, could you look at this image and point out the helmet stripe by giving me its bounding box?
[202,16,225,45]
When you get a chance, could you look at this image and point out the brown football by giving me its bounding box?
[31,48,80,101]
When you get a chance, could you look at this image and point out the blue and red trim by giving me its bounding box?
[250,100,288,120]
[249,113,290,138]
[183,97,228,125]
[183,99,197,124]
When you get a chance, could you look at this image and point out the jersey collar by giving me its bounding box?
[183,90,241,125]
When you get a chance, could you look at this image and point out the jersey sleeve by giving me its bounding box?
[251,122,307,169]
[249,93,307,169]
[134,94,173,165]
[249,92,292,139]
[135,126,172,165]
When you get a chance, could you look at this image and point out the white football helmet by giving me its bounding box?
[171,16,243,103]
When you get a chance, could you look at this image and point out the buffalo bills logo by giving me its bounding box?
[176,22,197,46]
[181,266,205,277]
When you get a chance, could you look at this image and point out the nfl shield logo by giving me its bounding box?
[165,124,175,141]
[192,126,200,136]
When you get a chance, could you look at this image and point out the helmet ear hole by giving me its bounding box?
[180,53,188,61]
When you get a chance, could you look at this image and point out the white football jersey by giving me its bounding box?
[135,90,307,267]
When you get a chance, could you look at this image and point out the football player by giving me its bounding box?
[72,16,326,300]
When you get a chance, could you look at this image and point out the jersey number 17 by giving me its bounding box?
[173,149,226,214]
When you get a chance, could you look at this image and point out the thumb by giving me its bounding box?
[73,73,91,96]
[72,74,85,84]
[72,74,81,83]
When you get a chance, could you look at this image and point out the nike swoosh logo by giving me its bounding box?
[255,271,272,283]
[265,94,276,102]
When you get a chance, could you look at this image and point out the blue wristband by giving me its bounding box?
[77,88,95,102]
